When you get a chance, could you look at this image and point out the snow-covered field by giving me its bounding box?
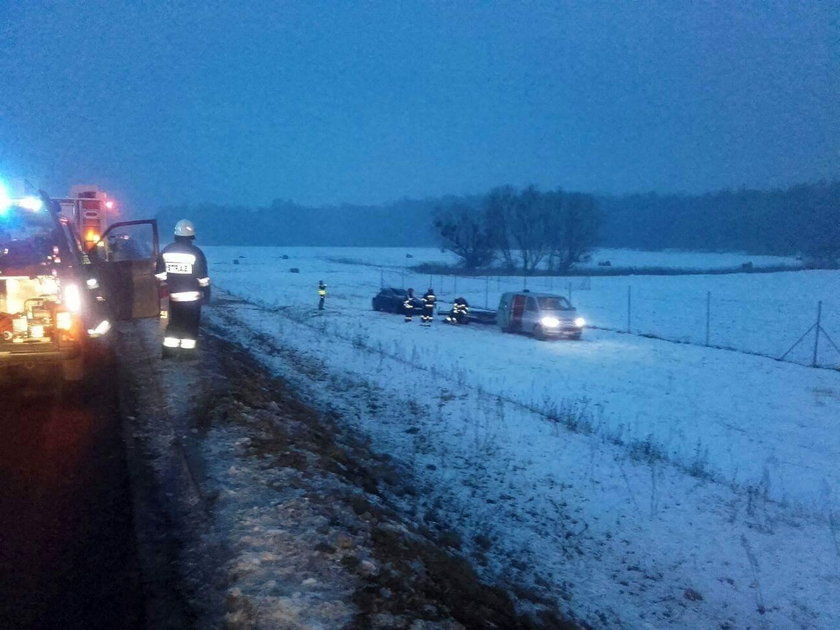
[203,246,840,628]
[214,246,837,365]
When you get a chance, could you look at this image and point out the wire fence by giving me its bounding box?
[380,268,840,369]
[587,287,840,369]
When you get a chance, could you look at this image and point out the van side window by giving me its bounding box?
[526,297,538,311]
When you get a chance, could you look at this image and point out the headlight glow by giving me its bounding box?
[63,283,82,313]
[575,317,586,327]
[540,316,561,328]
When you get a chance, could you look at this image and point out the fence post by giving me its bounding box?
[705,291,711,346]
[485,276,489,309]
[627,286,632,333]
[813,301,822,367]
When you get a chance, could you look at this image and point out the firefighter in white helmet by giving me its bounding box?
[155,219,210,357]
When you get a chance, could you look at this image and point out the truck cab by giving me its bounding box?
[497,291,585,340]
[0,190,159,382]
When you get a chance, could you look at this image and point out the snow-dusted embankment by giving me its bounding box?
[203,246,840,629]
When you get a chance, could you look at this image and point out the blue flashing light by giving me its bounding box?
[0,180,10,216]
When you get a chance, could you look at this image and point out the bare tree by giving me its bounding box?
[484,186,518,269]
[484,185,556,273]
[508,185,553,273]
[434,203,495,269]
[436,185,601,273]
[546,191,601,272]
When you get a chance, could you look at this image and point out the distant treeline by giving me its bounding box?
[598,181,840,259]
[156,198,445,247]
[158,181,839,260]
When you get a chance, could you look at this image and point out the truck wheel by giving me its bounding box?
[533,325,547,341]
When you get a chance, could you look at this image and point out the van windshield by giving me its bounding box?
[537,296,572,311]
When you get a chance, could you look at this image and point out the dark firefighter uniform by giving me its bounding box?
[403,288,416,323]
[446,296,470,324]
[318,281,327,310]
[421,288,436,326]
[155,220,210,356]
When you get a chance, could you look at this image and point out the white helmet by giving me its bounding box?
[174,219,196,237]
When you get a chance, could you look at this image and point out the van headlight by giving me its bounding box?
[574,317,586,328]
[540,316,560,328]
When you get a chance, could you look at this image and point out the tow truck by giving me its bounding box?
[0,182,160,382]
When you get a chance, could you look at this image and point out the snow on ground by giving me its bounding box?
[120,318,531,628]
[211,246,839,364]
[202,246,840,628]
[576,248,802,271]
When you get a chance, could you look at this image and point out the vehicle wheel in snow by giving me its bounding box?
[533,325,547,341]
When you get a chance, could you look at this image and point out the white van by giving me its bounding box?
[497,291,585,340]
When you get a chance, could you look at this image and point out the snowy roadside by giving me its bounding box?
[116,318,561,628]
[204,288,840,630]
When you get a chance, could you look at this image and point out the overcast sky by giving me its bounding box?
[0,0,837,213]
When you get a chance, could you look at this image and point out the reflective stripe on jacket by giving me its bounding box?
[155,239,210,296]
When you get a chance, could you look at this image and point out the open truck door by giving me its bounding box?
[91,220,160,320]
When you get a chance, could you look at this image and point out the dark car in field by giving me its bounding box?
[372,287,424,314]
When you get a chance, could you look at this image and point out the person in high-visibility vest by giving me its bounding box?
[421,288,436,326]
[318,280,327,310]
[446,296,470,324]
[403,288,416,323]
[155,219,210,358]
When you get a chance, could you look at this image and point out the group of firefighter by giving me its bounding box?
[402,288,469,326]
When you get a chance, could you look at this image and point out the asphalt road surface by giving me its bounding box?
[0,362,144,630]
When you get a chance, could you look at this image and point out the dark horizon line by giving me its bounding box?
[157,178,839,213]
